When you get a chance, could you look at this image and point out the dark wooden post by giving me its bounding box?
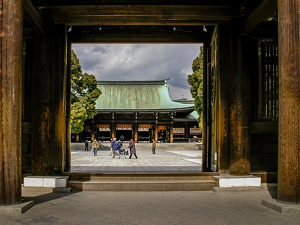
[169,122,173,143]
[277,0,300,204]
[229,25,251,175]
[202,43,209,171]
[155,120,158,143]
[134,122,138,143]
[31,22,68,175]
[184,123,190,139]
[0,0,23,205]
[111,119,116,139]
[66,41,71,172]
[218,23,230,173]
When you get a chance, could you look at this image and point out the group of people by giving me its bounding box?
[110,138,138,159]
[84,137,157,157]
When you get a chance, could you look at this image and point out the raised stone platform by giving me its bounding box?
[262,199,300,213]
[0,201,34,214]
[213,175,261,187]
[24,176,69,187]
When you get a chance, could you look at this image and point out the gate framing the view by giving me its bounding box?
[1,0,300,205]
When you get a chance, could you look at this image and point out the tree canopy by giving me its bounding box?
[187,46,203,128]
[71,50,101,134]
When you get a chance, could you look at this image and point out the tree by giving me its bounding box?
[71,50,101,134]
[188,46,203,127]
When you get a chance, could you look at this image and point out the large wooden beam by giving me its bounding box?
[37,5,241,25]
[277,0,300,204]
[69,29,207,43]
[240,0,277,36]
[0,0,23,205]
[23,0,46,36]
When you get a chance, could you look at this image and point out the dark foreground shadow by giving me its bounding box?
[266,184,277,199]
[22,191,77,206]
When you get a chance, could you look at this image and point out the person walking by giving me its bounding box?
[85,140,89,151]
[109,138,114,156]
[152,139,156,154]
[128,139,138,159]
[112,138,120,158]
[116,140,123,159]
[92,138,99,156]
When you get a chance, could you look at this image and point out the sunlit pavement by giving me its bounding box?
[2,144,298,224]
[71,142,203,173]
[3,189,298,224]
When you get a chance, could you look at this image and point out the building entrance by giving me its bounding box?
[116,124,132,141]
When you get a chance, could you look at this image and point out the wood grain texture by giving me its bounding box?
[0,0,23,205]
[217,23,230,173]
[31,22,67,175]
[229,26,251,176]
[277,0,300,204]
[37,5,240,25]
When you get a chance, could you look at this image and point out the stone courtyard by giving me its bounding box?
[71,142,202,173]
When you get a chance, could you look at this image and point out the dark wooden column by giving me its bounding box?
[202,42,209,171]
[66,41,71,172]
[218,23,230,173]
[155,121,158,143]
[169,122,173,143]
[31,22,68,175]
[111,117,116,139]
[277,0,300,204]
[0,0,23,205]
[184,123,190,139]
[134,122,138,143]
[229,25,251,175]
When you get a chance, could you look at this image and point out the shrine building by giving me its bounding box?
[81,80,201,143]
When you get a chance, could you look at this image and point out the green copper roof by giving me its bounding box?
[95,80,195,112]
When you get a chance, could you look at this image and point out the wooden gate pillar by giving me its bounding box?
[134,122,138,143]
[277,0,300,204]
[31,22,68,175]
[155,121,158,143]
[229,26,251,175]
[0,0,23,205]
[169,122,173,143]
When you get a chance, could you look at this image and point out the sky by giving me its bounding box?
[72,44,202,100]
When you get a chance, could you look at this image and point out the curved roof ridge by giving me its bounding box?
[97,79,168,85]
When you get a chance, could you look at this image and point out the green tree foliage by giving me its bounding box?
[71,50,101,134]
[188,46,203,127]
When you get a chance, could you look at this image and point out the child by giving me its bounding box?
[152,139,156,154]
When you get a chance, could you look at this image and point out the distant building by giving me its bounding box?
[80,80,201,142]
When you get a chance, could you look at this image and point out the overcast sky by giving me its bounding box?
[72,44,202,100]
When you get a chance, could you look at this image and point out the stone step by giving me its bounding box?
[64,172,219,181]
[68,179,217,191]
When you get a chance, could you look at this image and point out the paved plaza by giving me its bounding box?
[1,189,299,224]
[1,143,299,224]
[71,142,202,173]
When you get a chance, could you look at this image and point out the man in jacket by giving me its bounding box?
[92,138,99,156]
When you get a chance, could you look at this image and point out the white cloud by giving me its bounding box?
[72,44,201,100]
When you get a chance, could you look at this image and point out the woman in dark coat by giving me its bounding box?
[128,139,138,159]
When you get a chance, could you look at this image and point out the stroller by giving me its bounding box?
[118,148,129,159]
